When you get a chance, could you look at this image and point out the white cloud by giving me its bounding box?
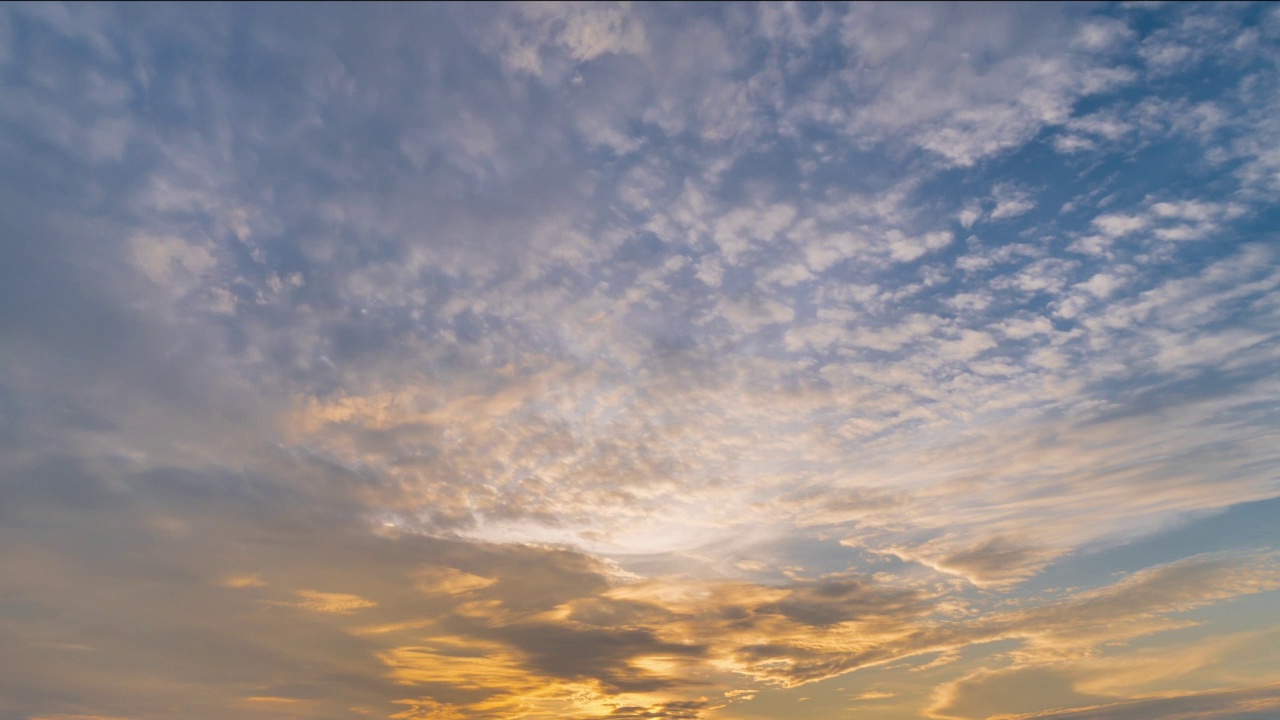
[495,2,647,77]
[958,202,983,229]
[1073,19,1137,52]
[849,314,942,352]
[1080,272,1127,298]
[129,234,216,287]
[803,231,863,272]
[887,230,953,263]
[760,262,813,288]
[717,294,797,334]
[1092,213,1149,238]
[989,184,1038,221]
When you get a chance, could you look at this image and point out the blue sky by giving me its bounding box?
[1,2,1279,719]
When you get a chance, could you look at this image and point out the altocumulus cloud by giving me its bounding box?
[1,2,1279,720]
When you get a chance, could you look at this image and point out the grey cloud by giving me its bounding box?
[599,700,710,720]
[761,578,931,627]
[931,537,1061,587]
[487,623,704,694]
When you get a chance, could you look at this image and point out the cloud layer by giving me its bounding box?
[2,2,1279,719]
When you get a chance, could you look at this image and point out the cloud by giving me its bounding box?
[887,230,953,263]
[997,552,1280,657]
[831,4,1139,166]
[969,684,1280,720]
[989,184,1038,221]
[929,665,1106,720]
[495,2,647,78]
[886,536,1062,588]
[221,574,266,589]
[275,590,379,614]
[2,3,1279,719]
[415,568,498,596]
[2,430,1277,718]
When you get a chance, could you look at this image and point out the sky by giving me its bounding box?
[1,2,1279,719]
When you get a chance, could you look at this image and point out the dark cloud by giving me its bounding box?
[761,578,931,627]
[490,623,705,693]
[599,700,711,720]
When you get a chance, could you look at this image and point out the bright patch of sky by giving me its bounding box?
[1,3,1279,720]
